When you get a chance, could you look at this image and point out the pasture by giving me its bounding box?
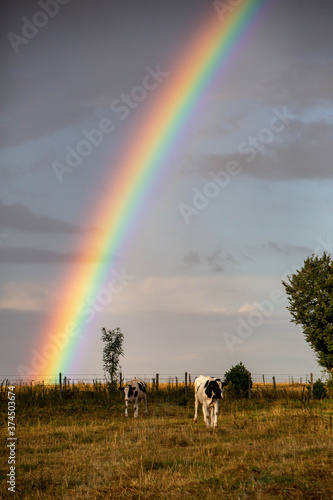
[0,383,332,499]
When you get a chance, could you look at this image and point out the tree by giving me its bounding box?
[101,327,124,386]
[282,252,333,372]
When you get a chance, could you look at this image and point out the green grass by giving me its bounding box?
[0,385,332,499]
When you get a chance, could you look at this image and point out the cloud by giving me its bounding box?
[182,248,236,273]
[0,201,84,233]
[0,281,50,311]
[193,119,333,181]
[264,242,312,256]
[0,247,114,264]
[182,251,201,266]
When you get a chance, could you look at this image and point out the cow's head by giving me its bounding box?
[204,378,223,401]
[119,384,135,401]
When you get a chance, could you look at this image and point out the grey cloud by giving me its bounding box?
[0,247,104,264]
[197,119,333,181]
[182,251,201,266]
[264,242,312,256]
[206,249,235,274]
[0,202,83,233]
[182,248,236,273]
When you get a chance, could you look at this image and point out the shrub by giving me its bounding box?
[307,379,327,399]
[224,362,252,397]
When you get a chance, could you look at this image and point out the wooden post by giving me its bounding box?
[310,373,313,399]
[262,374,265,387]
[59,372,62,397]
[248,372,252,399]
[156,373,159,391]
[273,376,276,392]
[185,372,188,396]
[119,372,122,388]
[291,376,294,386]
[64,376,67,389]
[189,374,191,386]
[175,376,178,388]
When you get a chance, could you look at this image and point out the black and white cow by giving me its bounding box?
[194,375,223,428]
[120,379,148,418]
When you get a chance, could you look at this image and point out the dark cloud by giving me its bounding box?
[0,0,206,146]
[0,201,83,233]
[264,242,312,256]
[182,248,236,273]
[182,251,201,266]
[0,247,103,264]
[193,119,333,181]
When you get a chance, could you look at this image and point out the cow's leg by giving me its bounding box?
[125,400,128,418]
[210,406,215,428]
[134,397,139,418]
[213,400,219,428]
[194,394,198,422]
[202,403,210,428]
[144,394,148,415]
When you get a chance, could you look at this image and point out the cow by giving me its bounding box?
[193,375,223,428]
[119,379,148,418]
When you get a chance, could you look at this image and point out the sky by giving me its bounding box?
[1,0,333,382]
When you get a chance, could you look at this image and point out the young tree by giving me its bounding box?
[282,252,333,372]
[101,327,124,386]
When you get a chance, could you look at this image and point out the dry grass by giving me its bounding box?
[1,389,332,499]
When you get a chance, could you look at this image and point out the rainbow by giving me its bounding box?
[35,0,271,377]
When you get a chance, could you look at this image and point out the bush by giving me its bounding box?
[224,362,252,397]
[307,379,327,399]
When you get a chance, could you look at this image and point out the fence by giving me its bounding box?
[0,371,326,387]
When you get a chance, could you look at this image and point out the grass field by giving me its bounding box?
[1,384,332,499]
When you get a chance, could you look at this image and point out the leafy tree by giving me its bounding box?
[282,253,333,372]
[224,362,252,397]
[101,327,124,386]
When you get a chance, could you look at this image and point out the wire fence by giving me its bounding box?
[0,371,328,386]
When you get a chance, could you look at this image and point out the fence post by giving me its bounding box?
[185,372,188,396]
[156,373,159,391]
[310,373,313,399]
[248,372,252,399]
[272,376,276,392]
[59,372,62,397]
[119,372,122,388]
[262,374,265,387]
[189,374,191,386]
[64,376,67,389]
[291,376,294,386]
[175,376,178,388]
